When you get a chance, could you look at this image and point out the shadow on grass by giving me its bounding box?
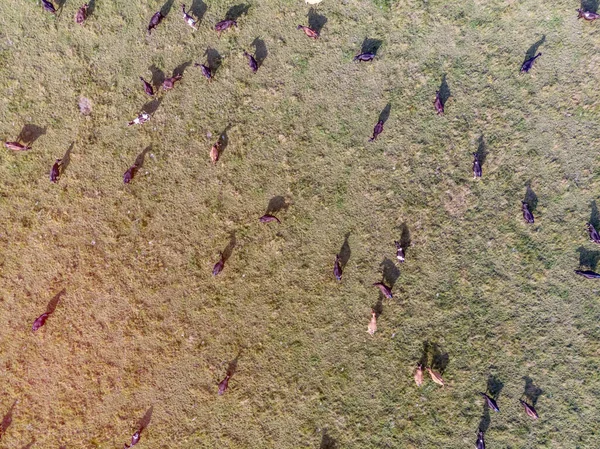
[160,0,175,17]
[206,48,223,75]
[60,142,74,175]
[215,124,232,158]
[478,404,490,433]
[18,124,47,146]
[577,246,600,269]
[338,233,351,269]
[590,200,599,228]
[438,74,451,106]
[372,296,383,317]
[142,97,163,115]
[487,374,504,399]
[222,232,236,262]
[418,341,429,367]
[226,3,250,20]
[378,103,391,124]
[190,0,207,22]
[134,145,152,169]
[380,257,400,288]
[476,134,487,166]
[308,8,327,34]
[430,343,449,373]
[265,196,291,215]
[88,0,96,16]
[522,376,543,405]
[525,35,545,61]
[320,429,338,449]
[46,288,65,314]
[252,38,267,67]
[361,37,382,55]
[582,0,599,12]
[149,65,165,88]
[0,400,16,437]
[173,61,192,78]
[523,182,538,212]
[137,405,153,432]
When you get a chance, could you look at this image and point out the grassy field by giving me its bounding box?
[1,0,600,447]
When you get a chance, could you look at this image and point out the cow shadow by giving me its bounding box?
[582,0,599,12]
[160,0,176,17]
[265,196,291,215]
[338,233,351,269]
[361,37,382,55]
[214,124,232,158]
[137,405,153,433]
[46,288,65,315]
[478,404,490,434]
[173,61,192,78]
[226,3,250,21]
[476,134,487,166]
[222,232,237,262]
[438,74,451,106]
[525,35,545,62]
[60,142,74,175]
[320,429,338,449]
[190,0,208,22]
[308,8,327,34]
[487,374,504,399]
[0,400,17,436]
[87,0,96,16]
[378,103,391,125]
[523,182,538,212]
[252,38,267,68]
[149,65,166,88]
[577,246,600,270]
[522,376,543,406]
[372,296,383,318]
[142,97,163,115]
[133,145,152,169]
[430,343,449,374]
[17,124,47,146]
[380,257,400,289]
[205,48,223,75]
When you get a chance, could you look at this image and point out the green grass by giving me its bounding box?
[0,0,600,447]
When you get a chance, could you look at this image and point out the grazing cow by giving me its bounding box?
[148,11,165,34]
[123,430,141,448]
[369,120,384,142]
[212,253,225,276]
[32,312,50,332]
[181,4,198,29]
[367,310,377,336]
[297,25,319,39]
[521,53,541,73]
[75,4,88,24]
[373,282,393,299]
[215,19,237,36]
[244,51,258,73]
[480,392,500,412]
[587,223,600,244]
[476,430,485,449]
[414,364,423,386]
[577,9,600,21]
[5,141,31,151]
[41,0,56,14]
[434,91,444,115]
[196,63,212,81]
[522,202,534,223]
[140,77,154,96]
[575,269,600,279]
[519,399,539,419]
[163,74,183,91]
[473,153,482,178]
[259,214,280,223]
[354,52,375,62]
[50,159,62,183]
[426,367,444,386]
[333,254,342,281]
[394,241,405,263]
[128,112,150,126]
